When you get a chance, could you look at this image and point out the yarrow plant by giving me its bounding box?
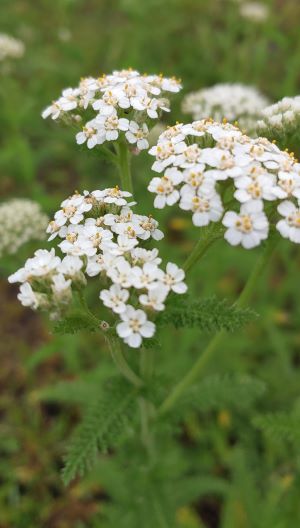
[181,83,269,134]
[9,187,187,347]
[8,69,300,519]
[0,198,48,258]
[148,119,300,248]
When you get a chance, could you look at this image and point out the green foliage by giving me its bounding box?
[253,412,300,442]
[159,296,258,332]
[62,378,138,485]
[53,310,100,335]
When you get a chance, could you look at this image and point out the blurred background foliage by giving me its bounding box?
[1,0,300,526]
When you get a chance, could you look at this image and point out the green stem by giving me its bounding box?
[107,337,143,388]
[117,140,133,194]
[139,348,155,458]
[183,224,224,273]
[158,235,279,416]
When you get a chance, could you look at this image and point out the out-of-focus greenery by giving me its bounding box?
[1,0,300,526]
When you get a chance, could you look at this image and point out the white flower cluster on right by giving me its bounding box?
[0,199,48,258]
[148,119,300,248]
[42,68,182,153]
[0,33,25,61]
[9,187,187,348]
[182,83,269,134]
[257,96,300,139]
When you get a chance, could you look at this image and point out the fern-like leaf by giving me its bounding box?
[253,412,300,441]
[62,378,138,485]
[53,310,99,335]
[158,296,257,332]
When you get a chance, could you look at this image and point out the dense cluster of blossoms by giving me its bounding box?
[257,96,300,139]
[181,83,269,133]
[9,188,187,348]
[42,69,182,152]
[0,33,25,61]
[148,119,300,248]
[0,199,48,258]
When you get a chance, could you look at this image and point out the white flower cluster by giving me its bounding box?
[42,69,182,152]
[239,2,270,22]
[148,119,300,248]
[0,199,48,258]
[0,33,25,61]
[257,96,300,138]
[182,83,269,133]
[9,187,187,348]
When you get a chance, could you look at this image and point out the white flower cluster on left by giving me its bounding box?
[0,33,25,61]
[257,96,300,139]
[148,119,300,248]
[9,187,187,348]
[42,68,182,152]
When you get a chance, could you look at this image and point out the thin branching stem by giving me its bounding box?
[158,235,279,416]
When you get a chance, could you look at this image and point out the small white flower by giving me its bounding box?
[276,200,300,243]
[106,257,134,288]
[179,191,223,226]
[131,262,161,290]
[148,175,180,209]
[95,112,129,142]
[17,282,39,309]
[100,284,129,314]
[157,263,187,294]
[116,305,155,348]
[223,200,269,249]
[76,122,100,149]
[125,121,149,150]
[139,286,169,311]
[58,255,83,276]
[52,273,72,294]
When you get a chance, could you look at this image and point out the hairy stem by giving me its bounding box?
[158,235,279,416]
[107,338,143,388]
[183,223,224,273]
[139,348,155,459]
[117,140,133,194]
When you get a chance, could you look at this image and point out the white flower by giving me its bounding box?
[148,174,181,209]
[58,255,83,276]
[139,286,169,311]
[179,191,223,226]
[257,96,300,137]
[131,262,161,290]
[95,112,129,142]
[240,2,270,22]
[59,88,79,112]
[100,284,129,314]
[157,263,187,294]
[76,122,100,149]
[108,235,138,255]
[272,172,300,200]
[116,306,155,348]
[125,121,149,150]
[131,248,162,266]
[17,283,39,309]
[52,274,72,294]
[106,257,134,288]
[234,173,276,202]
[223,200,269,249]
[92,187,132,207]
[135,215,164,241]
[276,201,300,243]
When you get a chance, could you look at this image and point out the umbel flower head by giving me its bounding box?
[257,96,300,141]
[42,69,182,153]
[0,33,25,61]
[0,199,48,258]
[181,83,269,134]
[9,187,187,348]
[148,119,300,249]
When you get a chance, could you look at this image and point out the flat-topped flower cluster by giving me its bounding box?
[181,83,269,134]
[42,69,182,152]
[9,187,187,348]
[148,119,300,248]
[257,96,300,139]
[0,199,48,258]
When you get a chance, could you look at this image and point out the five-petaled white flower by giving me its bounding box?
[100,284,129,314]
[223,200,269,249]
[116,305,155,348]
[276,200,300,243]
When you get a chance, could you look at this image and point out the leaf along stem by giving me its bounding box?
[158,235,279,416]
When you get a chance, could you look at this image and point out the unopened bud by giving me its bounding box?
[100,320,110,332]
